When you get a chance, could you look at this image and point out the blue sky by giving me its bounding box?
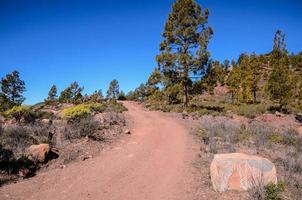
[0,0,301,104]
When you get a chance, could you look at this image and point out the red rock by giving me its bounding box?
[210,153,277,192]
[27,144,50,163]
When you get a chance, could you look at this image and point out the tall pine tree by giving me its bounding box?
[0,70,26,110]
[106,79,120,99]
[156,0,213,106]
[267,30,293,110]
[46,84,58,103]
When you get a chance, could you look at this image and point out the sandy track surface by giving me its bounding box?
[0,102,199,200]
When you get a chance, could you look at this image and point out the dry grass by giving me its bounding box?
[194,115,302,199]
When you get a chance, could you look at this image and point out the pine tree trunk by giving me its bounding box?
[279,98,283,112]
[183,84,188,107]
[231,92,234,104]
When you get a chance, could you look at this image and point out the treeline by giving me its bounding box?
[128,0,302,112]
[0,71,126,112]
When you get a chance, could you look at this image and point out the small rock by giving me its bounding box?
[182,112,188,119]
[18,168,31,178]
[60,165,66,169]
[82,155,93,161]
[275,111,284,117]
[296,113,302,123]
[41,119,50,124]
[124,130,131,134]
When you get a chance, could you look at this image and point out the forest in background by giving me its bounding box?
[127,3,302,117]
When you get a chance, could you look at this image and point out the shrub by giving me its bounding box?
[89,103,107,112]
[117,92,127,101]
[282,150,302,174]
[226,103,268,119]
[282,129,301,147]
[264,182,285,200]
[0,125,36,156]
[196,128,210,144]
[0,124,50,158]
[268,134,283,144]
[4,106,36,123]
[62,102,127,121]
[70,116,100,138]
[62,104,91,120]
[248,181,285,200]
[107,101,128,113]
[35,110,54,120]
[61,103,107,120]
[0,144,36,179]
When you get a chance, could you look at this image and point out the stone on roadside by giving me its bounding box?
[210,153,277,192]
[27,144,50,163]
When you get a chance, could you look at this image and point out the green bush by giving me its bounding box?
[225,103,268,118]
[89,103,107,112]
[61,102,124,120]
[36,111,54,120]
[264,182,285,200]
[62,104,93,120]
[268,134,283,144]
[4,106,36,123]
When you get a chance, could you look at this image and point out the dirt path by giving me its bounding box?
[0,102,199,200]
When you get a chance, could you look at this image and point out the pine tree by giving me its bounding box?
[156,0,213,106]
[117,91,127,101]
[202,61,225,94]
[250,53,262,103]
[146,68,162,96]
[90,90,103,103]
[106,79,120,99]
[226,64,241,103]
[46,84,58,103]
[273,30,286,52]
[290,52,302,101]
[266,31,293,110]
[59,82,83,103]
[59,87,72,103]
[0,70,26,110]
[147,68,161,87]
[298,84,302,109]
[267,49,293,110]
[69,82,84,103]
[236,54,253,103]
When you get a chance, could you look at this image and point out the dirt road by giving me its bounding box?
[0,102,199,200]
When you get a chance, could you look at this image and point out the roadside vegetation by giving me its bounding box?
[0,70,127,185]
[194,115,302,199]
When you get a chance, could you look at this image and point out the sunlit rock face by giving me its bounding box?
[210,153,277,192]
